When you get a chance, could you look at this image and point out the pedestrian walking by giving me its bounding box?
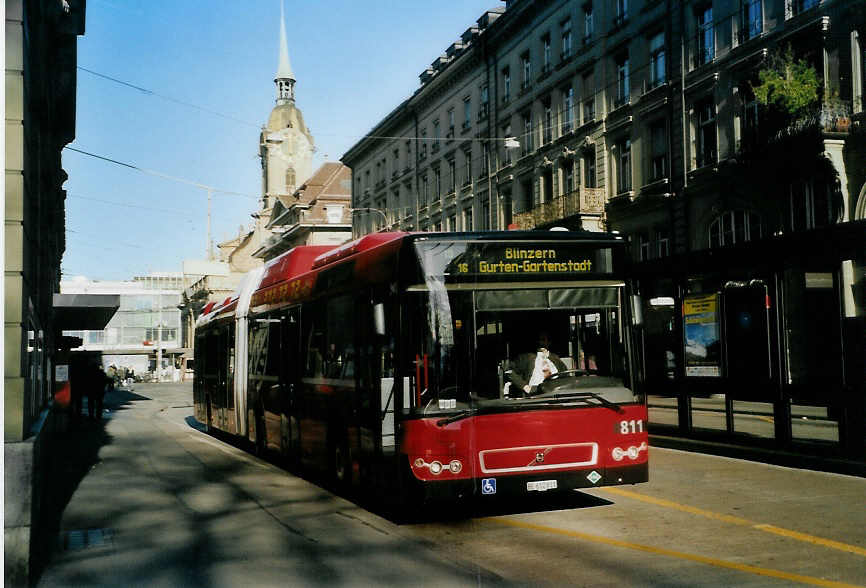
[88,364,109,421]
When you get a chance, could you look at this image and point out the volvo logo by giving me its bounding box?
[527,447,552,467]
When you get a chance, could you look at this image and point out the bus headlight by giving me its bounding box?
[429,461,443,475]
[449,460,463,474]
[612,442,647,462]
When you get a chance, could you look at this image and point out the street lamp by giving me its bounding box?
[488,137,521,230]
[351,207,389,237]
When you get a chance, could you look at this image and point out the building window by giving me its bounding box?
[521,52,532,89]
[447,159,456,194]
[542,99,553,144]
[638,233,651,261]
[614,0,628,28]
[481,192,491,230]
[447,109,455,138]
[503,124,513,165]
[502,67,511,103]
[787,179,835,232]
[463,97,471,130]
[421,174,429,207]
[695,98,716,168]
[420,129,427,160]
[481,144,490,176]
[480,85,489,119]
[405,140,412,167]
[697,5,714,66]
[463,149,472,184]
[562,86,574,133]
[708,210,761,247]
[584,147,596,188]
[616,138,632,193]
[563,162,575,194]
[657,230,670,257]
[583,3,594,44]
[615,53,630,107]
[433,167,441,200]
[650,120,668,181]
[561,18,572,60]
[582,71,595,123]
[542,34,552,73]
[286,168,296,189]
[736,85,760,152]
[522,112,533,155]
[788,0,818,19]
[325,204,344,224]
[649,32,665,89]
[740,0,762,43]
[433,120,441,151]
[464,207,473,231]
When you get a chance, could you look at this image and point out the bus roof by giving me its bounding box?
[198,229,628,323]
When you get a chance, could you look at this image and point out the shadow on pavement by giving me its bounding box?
[33,385,154,584]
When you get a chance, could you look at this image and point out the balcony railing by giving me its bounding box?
[511,187,605,229]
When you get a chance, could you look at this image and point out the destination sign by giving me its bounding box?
[417,241,616,280]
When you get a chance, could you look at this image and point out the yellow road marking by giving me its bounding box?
[600,487,866,558]
[486,517,862,588]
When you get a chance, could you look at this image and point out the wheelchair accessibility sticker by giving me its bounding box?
[481,478,497,495]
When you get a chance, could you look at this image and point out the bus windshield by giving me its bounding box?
[407,239,638,416]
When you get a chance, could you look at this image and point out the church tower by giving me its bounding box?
[259,1,315,212]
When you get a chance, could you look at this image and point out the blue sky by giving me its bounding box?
[62,0,501,281]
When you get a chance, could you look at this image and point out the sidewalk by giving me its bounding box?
[33,384,502,587]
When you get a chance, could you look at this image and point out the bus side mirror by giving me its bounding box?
[631,295,644,326]
[373,303,386,336]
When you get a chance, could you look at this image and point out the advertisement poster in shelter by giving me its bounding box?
[683,294,721,377]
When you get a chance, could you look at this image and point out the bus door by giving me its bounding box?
[281,307,301,459]
[225,323,236,435]
[357,295,399,481]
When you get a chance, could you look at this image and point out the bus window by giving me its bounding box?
[407,287,637,414]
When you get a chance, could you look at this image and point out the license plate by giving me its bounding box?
[527,480,558,492]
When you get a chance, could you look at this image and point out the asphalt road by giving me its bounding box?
[38,383,866,587]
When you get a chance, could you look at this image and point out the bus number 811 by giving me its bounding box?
[619,419,644,434]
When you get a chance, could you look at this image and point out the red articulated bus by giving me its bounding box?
[193,230,648,505]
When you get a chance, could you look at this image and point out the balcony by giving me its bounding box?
[511,187,605,229]
[613,94,630,109]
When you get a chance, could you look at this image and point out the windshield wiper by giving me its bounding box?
[551,391,624,413]
[436,408,479,426]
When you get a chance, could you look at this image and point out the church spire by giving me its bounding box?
[275,0,295,104]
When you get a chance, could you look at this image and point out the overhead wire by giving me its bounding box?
[63,146,258,199]
[77,66,262,129]
[67,193,246,222]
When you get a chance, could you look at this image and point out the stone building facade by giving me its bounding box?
[342,0,865,459]
[252,162,353,261]
[5,0,86,584]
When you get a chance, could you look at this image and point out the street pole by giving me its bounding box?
[157,289,163,383]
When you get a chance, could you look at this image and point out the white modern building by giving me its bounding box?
[60,273,183,376]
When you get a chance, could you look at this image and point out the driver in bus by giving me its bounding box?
[505,331,568,396]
